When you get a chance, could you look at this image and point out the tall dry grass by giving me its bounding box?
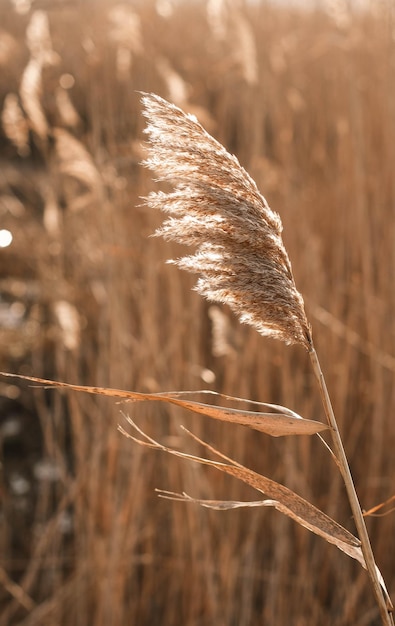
[0,1,394,625]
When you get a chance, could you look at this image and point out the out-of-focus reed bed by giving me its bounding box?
[0,1,394,624]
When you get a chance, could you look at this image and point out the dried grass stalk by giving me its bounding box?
[142,93,311,348]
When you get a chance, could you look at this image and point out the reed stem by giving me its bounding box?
[309,343,394,626]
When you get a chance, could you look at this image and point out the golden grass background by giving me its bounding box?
[0,1,394,624]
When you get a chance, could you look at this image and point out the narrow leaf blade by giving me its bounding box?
[121,415,359,549]
[0,373,328,437]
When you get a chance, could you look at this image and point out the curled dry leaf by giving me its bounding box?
[119,418,393,604]
[158,490,364,560]
[0,373,327,437]
[119,417,361,554]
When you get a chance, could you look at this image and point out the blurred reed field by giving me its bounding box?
[0,0,394,624]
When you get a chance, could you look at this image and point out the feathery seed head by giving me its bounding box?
[141,93,311,348]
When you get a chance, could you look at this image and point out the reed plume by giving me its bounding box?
[142,92,311,348]
[141,92,394,626]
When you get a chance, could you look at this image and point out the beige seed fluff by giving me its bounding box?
[142,93,312,348]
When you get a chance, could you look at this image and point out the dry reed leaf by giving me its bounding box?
[142,93,312,348]
[159,490,366,561]
[0,373,327,437]
[119,417,361,552]
[121,420,392,603]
